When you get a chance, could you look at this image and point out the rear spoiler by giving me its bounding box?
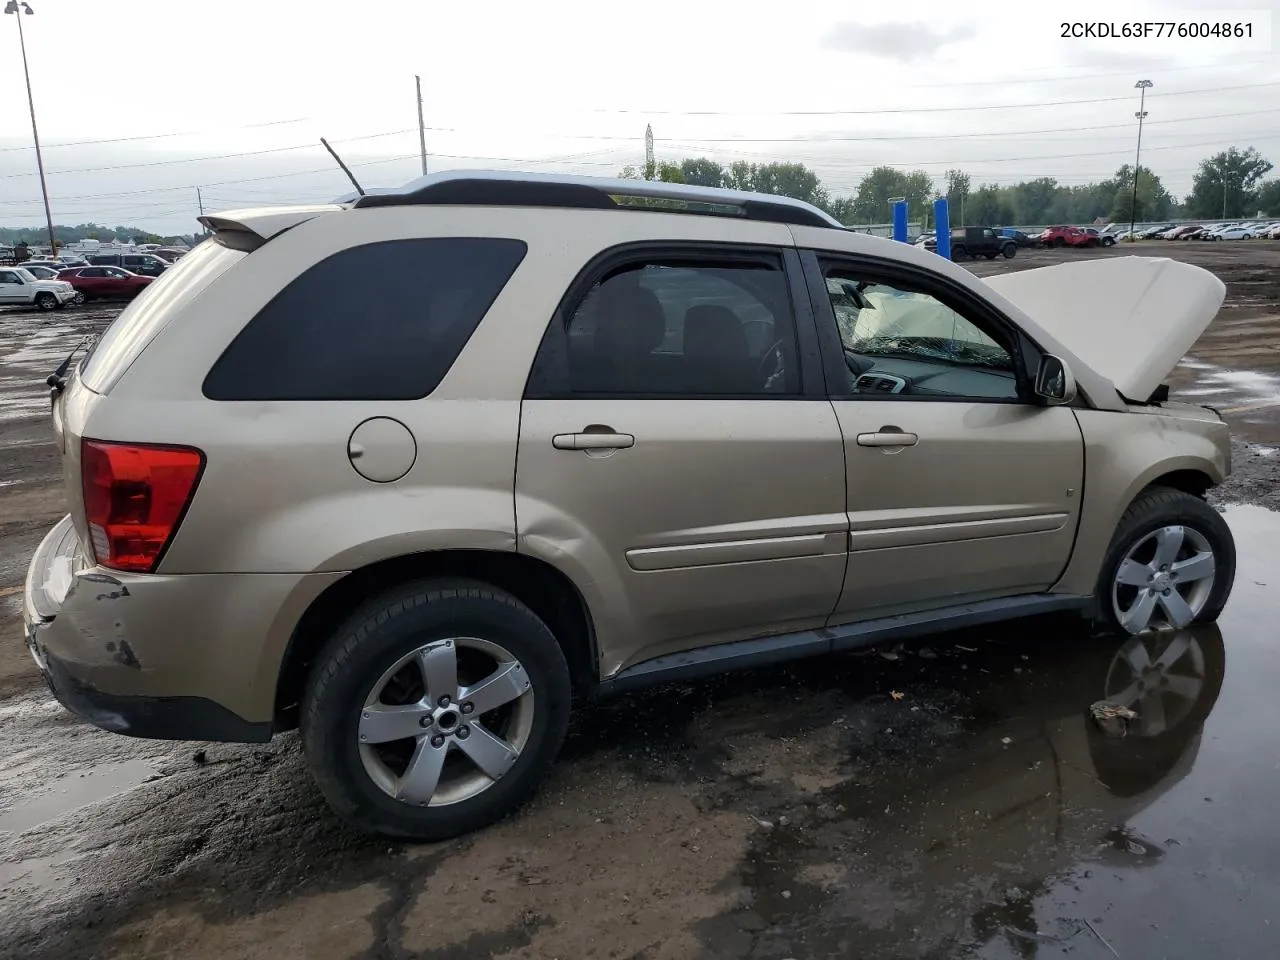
[197,204,343,253]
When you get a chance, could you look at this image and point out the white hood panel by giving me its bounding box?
[983,257,1225,401]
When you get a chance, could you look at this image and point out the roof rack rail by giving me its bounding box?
[344,169,845,229]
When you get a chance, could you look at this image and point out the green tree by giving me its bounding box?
[1257,179,1280,216]
[1011,177,1058,224]
[967,185,1014,225]
[1107,164,1173,222]
[1184,147,1274,218]
[944,169,971,223]
[680,157,726,188]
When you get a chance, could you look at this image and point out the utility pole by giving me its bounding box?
[415,75,428,176]
[644,123,655,180]
[7,2,57,255]
[1129,79,1152,240]
[1222,162,1229,218]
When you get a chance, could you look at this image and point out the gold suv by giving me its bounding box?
[23,172,1236,839]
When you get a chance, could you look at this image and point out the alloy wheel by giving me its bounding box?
[357,636,535,807]
[1111,525,1216,633]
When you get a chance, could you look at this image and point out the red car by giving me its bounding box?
[1037,225,1116,248]
[57,265,153,302]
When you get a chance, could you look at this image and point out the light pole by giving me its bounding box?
[1128,79,1152,240]
[5,1,57,256]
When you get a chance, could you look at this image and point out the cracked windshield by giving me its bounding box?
[2,1,1279,958]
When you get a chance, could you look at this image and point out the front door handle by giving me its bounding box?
[552,431,635,451]
[856,429,918,448]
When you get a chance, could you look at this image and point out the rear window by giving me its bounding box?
[202,237,527,401]
[80,240,246,394]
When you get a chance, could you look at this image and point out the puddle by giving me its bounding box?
[0,850,77,896]
[722,502,1280,958]
[0,759,160,834]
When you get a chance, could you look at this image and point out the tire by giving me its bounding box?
[301,577,573,840]
[1001,244,1016,259]
[952,245,967,260]
[1102,237,1116,247]
[1093,487,1235,636]
[1052,238,1064,248]
[34,292,57,311]
[70,291,85,306]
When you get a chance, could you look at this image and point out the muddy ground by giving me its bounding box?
[1,243,1279,959]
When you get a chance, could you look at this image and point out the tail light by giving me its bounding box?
[81,439,205,573]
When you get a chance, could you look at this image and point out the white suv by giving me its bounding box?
[0,266,78,311]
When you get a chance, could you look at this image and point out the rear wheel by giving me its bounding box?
[952,245,968,260]
[301,578,572,840]
[1094,487,1235,635]
[1001,244,1016,259]
[33,292,57,311]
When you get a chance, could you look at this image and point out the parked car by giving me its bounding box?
[21,264,65,281]
[950,226,1018,259]
[1040,225,1101,248]
[57,265,154,301]
[85,252,170,277]
[998,228,1038,248]
[0,265,79,310]
[1140,223,1175,239]
[23,171,1238,841]
[1265,222,1280,239]
[1163,225,1200,240]
[1083,228,1119,247]
[1210,225,1256,241]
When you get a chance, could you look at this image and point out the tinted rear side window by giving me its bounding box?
[203,237,527,401]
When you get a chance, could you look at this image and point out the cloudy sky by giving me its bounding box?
[0,0,1276,234]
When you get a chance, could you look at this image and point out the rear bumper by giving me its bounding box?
[23,515,343,742]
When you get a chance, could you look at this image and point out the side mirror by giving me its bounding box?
[1035,355,1077,405]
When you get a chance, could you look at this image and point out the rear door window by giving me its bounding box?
[203,237,528,401]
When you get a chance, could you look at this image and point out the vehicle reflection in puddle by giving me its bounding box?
[727,502,1280,959]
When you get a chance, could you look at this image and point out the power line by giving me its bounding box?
[591,80,1280,116]
[0,117,312,153]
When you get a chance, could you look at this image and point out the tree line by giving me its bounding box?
[0,223,195,247]
[621,146,1279,227]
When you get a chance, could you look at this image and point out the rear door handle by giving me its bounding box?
[856,430,918,448]
[552,432,635,450]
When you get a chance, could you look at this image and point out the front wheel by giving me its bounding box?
[1001,244,1016,259]
[70,291,85,305]
[1102,237,1116,247]
[301,578,572,840]
[34,292,57,311]
[1094,487,1235,635]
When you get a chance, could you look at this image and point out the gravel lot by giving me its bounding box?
[2,243,1279,959]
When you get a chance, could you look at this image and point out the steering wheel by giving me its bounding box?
[757,338,787,390]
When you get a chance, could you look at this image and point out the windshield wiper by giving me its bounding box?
[47,333,94,394]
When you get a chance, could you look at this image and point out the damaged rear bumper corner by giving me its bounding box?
[22,514,340,743]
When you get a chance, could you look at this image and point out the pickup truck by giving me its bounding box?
[950,227,1018,261]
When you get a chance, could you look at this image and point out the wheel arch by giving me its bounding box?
[273,549,600,731]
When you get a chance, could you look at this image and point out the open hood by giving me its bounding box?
[983,257,1225,402]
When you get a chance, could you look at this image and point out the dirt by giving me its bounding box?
[2,248,1280,959]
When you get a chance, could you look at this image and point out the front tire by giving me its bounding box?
[301,578,572,840]
[1094,487,1235,635]
[34,292,57,311]
[1001,244,1016,259]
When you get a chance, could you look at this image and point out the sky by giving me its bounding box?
[0,0,1277,235]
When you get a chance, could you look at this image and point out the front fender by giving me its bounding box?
[1052,408,1229,597]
